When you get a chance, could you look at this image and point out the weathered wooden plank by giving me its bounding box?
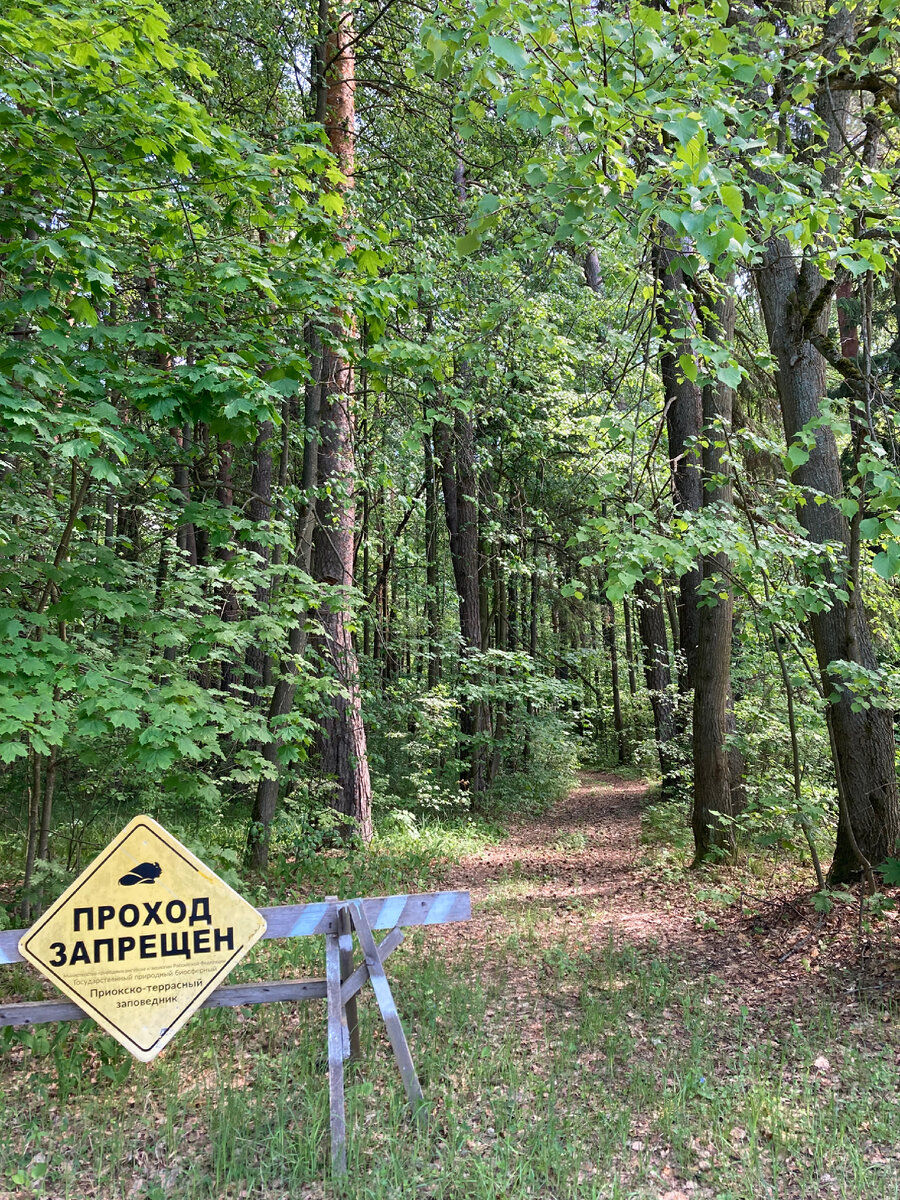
[324,914,347,1176]
[340,926,404,1005]
[0,940,410,1029]
[0,998,85,1026]
[258,890,471,939]
[0,891,471,966]
[348,902,425,1118]
[0,977,327,1028]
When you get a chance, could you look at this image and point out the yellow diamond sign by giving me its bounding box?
[18,815,267,1062]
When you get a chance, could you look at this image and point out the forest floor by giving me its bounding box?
[3,771,900,1199]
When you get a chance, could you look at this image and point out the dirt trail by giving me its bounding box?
[442,771,900,1010]
[451,771,646,896]
[445,771,687,947]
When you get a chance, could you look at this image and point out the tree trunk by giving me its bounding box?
[757,240,899,881]
[623,598,638,697]
[311,7,372,841]
[602,591,627,765]
[244,418,274,694]
[216,440,241,693]
[247,344,323,869]
[247,10,372,865]
[21,750,41,920]
[37,744,57,862]
[635,579,679,798]
[423,424,442,687]
[692,287,736,862]
[435,407,489,795]
[655,240,703,709]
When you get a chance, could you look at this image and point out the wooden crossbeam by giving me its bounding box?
[0,890,470,966]
[0,977,325,1028]
[324,898,347,1175]
[340,926,404,1006]
[0,932,408,1029]
[338,906,360,1061]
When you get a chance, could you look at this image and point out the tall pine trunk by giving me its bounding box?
[312,6,373,841]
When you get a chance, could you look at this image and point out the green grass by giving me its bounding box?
[3,782,900,1199]
[3,923,900,1199]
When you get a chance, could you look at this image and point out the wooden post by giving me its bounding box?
[348,901,425,1119]
[324,899,347,1174]
[338,904,360,1061]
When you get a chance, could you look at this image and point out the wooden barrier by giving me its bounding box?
[0,889,471,1173]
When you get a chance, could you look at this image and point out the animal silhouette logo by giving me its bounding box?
[118,862,162,886]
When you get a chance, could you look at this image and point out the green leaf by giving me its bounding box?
[663,116,701,146]
[69,296,99,326]
[878,858,900,886]
[0,741,28,764]
[321,192,345,216]
[785,443,809,473]
[634,4,663,31]
[356,249,381,274]
[142,11,169,38]
[678,353,698,382]
[488,35,530,73]
[719,184,743,218]
[873,546,900,580]
[859,517,881,540]
[456,232,482,256]
[173,150,191,175]
[715,364,742,388]
[709,28,728,55]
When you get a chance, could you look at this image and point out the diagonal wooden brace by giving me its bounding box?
[340,926,404,1007]
[348,901,425,1119]
[325,911,411,1174]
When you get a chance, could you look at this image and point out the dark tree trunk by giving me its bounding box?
[244,418,274,694]
[311,8,372,841]
[602,591,627,765]
[216,440,241,693]
[423,425,442,688]
[692,288,736,862]
[655,241,703,709]
[435,407,489,794]
[247,346,322,869]
[623,598,638,697]
[636,579,679,798]
[752,8,898,881]
[758,241,899,882]
[247,10,372,866]
[523,541,539,764]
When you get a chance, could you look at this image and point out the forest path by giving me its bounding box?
[437,770,883,1014]
[417,774,900,1200]
[443,770,687,956]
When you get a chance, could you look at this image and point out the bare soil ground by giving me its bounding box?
[443,768,900,1017]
